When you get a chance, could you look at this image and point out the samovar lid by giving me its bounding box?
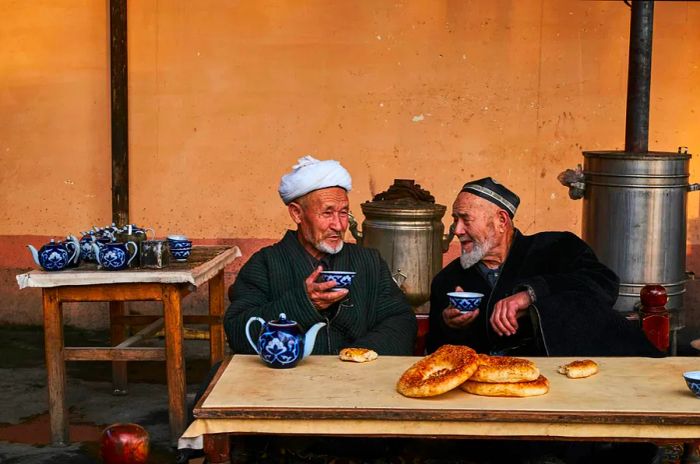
[360,179,446,218]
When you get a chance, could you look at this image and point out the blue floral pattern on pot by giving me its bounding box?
[258,330,301,367]
[39,247,69,271]
[102,247,127,269]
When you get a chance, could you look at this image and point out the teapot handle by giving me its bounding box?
[66,235,81,264]
[125,241,138,266]
[245,317,265,354]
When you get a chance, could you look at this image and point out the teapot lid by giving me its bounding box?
[269,313,297,327]
[42,239,62,249]
[360,179,446,218]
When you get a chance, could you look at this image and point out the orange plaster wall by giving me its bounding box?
[1,1,700,329]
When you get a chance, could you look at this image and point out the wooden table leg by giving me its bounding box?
[162,284,186,445]
[43,288,69,445]
[109,301,128,394]
[204,433,231,463]
[208,270,225,365]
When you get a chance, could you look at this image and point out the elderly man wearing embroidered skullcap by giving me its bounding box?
[224,156,416,356]
[427,177,660,358]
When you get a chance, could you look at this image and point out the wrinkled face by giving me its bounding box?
[451,192,500,269]
[290,187,350,258]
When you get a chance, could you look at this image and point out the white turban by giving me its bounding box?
[278,156,352,204]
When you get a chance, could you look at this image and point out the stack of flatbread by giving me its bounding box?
[460,354,549,397]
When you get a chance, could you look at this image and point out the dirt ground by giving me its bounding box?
[0,325,210,463]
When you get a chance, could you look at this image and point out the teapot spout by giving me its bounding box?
[302,322,327,359]
[27,245,40,267]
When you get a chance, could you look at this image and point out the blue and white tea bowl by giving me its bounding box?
[447,292,484,312]
[167,237,192,250]
[319,271,356,290]
[683,371,700,398]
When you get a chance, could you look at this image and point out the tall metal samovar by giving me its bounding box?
[349,179,453,312]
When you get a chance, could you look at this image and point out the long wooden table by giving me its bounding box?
[183,354,700,462]
[17,245,241,445]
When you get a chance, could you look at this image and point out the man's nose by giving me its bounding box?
[330,213,345,231]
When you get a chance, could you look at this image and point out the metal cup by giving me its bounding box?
[140,240,170,269]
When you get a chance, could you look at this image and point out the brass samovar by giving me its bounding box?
[350,179,453,312]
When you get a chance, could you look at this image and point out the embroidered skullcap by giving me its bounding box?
[278,155,352,204]
[461,177,520,218]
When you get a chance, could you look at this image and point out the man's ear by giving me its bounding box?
[288,202,304,225]
[496,209,510,232]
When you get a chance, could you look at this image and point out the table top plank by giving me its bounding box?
[16,245,241,289]
[196,355,700,425]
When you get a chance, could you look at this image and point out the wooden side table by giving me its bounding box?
[17,245,242,445]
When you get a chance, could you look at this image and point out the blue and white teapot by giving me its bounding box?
[27,238,80,272]
[92,241,137,271]
[245,313,326,368]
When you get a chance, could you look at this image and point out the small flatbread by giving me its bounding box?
[470,354,540,383]
[461,375,550,397]
[557,360,599,379]
[339,348,378,363]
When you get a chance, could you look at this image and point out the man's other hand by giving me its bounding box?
[305,266,348,311]
[442,285,479,328]
[490,291,531,336]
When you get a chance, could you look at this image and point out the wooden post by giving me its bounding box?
[162,285,186,444]
[110,0,129,227]
[109,301,128,394]
[208,270,226,364]
[43,288,69,444]
[204,434,231,463]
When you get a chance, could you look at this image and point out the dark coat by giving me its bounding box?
[427,230,660,357]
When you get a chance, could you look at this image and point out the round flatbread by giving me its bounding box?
[339,347,378,363]
[397,345,479,398]
[470,354,540,383]
[557,360,599,379]
[461,375,550,397]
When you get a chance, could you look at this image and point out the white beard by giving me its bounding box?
[459,239,490,269]
[316,240,344,255]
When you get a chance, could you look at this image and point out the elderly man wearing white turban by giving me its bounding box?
[224,156,417,356]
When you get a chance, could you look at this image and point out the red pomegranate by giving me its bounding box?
[100,423,150,464]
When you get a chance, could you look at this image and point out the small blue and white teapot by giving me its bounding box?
[92,241,137,271]
[27,239,79,272]
[245,313,326,368]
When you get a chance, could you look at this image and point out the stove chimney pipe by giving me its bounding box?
[625,1,654,153]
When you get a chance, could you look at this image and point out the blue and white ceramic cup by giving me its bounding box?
[447,292,484,313]
[167,235,192,262]
[319,271,356,291]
